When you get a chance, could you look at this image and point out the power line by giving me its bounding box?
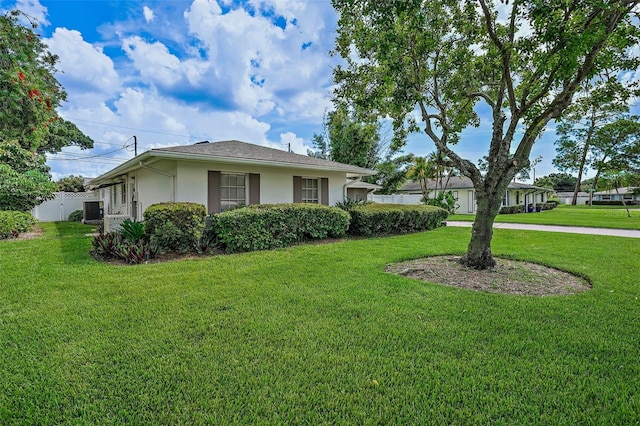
[65,117,210,141]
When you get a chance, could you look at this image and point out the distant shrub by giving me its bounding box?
[542,201,558,210]
[205,203,350,253]
[144,202,207,253]
[591,200,638,206]
[0,211,36,240]
[499,205,525,214]
[68,210,83,222]
[348,204,448,237]
[335,198,371,211]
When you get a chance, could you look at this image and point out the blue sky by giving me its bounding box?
[2,0,638,182]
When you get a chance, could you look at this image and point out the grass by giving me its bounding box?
[450,204,640,230]
[1,222,639,424]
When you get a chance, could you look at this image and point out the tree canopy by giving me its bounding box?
[309,106,381,169]
[0,10,93,211]
[57,175,86,193]
[332,0,640,268]
[534,173,579,191]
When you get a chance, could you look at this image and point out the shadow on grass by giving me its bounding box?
[52,222,98,265]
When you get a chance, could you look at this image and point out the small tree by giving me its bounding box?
[332,0,640,269]
[57,175,86,192]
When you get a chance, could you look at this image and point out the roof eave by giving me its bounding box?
[89,150,375,186]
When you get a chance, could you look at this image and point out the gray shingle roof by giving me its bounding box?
[399,176,552,192]
[90,140,375,185]
[154,140,374,175]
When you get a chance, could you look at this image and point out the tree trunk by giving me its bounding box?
[571,139,591,205]
[460,188,502,269]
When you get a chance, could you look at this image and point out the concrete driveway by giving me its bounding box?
[445,221,640,238]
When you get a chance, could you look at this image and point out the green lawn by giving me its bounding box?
[450,205,640,230]
[1,222,639,424]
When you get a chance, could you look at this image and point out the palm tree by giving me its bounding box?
[406,157,436,203]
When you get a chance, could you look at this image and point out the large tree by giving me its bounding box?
[553,79,633,204]
[309,105,381,169]
[587,116,640,199]
[0,10,93,211]
[332,0,640,269]
[534,173,579,191]
[370,153,415,194]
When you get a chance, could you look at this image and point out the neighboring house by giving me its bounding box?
[345,180,382,201]
[556,191,590,205]
[391,176,552,214]
[89,140,375,220]
[592,187,639,203]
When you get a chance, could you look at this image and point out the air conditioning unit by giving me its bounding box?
[103,215,130,233]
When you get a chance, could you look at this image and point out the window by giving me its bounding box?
[220,173,246,211]
[121,183,127,204]
[301,178,319,203]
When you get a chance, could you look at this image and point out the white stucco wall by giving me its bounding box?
[135,160,175,216]
[124,159,353,215]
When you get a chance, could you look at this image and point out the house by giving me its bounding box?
[390,176,552,214]
[556,191,590,205]
[89,140,375,221]
[592,187,639,203]
[345,180,382,201]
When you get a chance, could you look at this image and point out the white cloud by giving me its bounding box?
[183,0,337,119]
[277,131,312,155]
[122,36,210,90]
[52,87,276,178]
[15,0,48,25]
[45,28,119,95]
[143,6,155,23]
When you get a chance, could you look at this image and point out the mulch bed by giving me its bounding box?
[386,255,591,296]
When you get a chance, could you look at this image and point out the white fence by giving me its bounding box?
[32,191,100,222]
[368,194,423,205]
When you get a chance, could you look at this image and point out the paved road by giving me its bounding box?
[445,221,640,238]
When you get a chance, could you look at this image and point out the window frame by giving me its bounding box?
[301,177,320,204]
[220,173,247,211]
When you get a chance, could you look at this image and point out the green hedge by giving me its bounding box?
[143,202,207,253]
[591,200,638,206]
[499,205,525,214]
[206,203,351,253]
[0,211,36,240]
[348,204,448,237]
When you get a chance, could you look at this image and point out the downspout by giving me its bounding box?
[139,161,175,202]
[344,177,359,201]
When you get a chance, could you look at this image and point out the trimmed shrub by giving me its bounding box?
[144,202,207,253]
[348,204,448,237]
[205,203,351,253]
[499,205,525,214]
[0,211,36,239]
[68,210,83,222]
[591,200,638,206]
